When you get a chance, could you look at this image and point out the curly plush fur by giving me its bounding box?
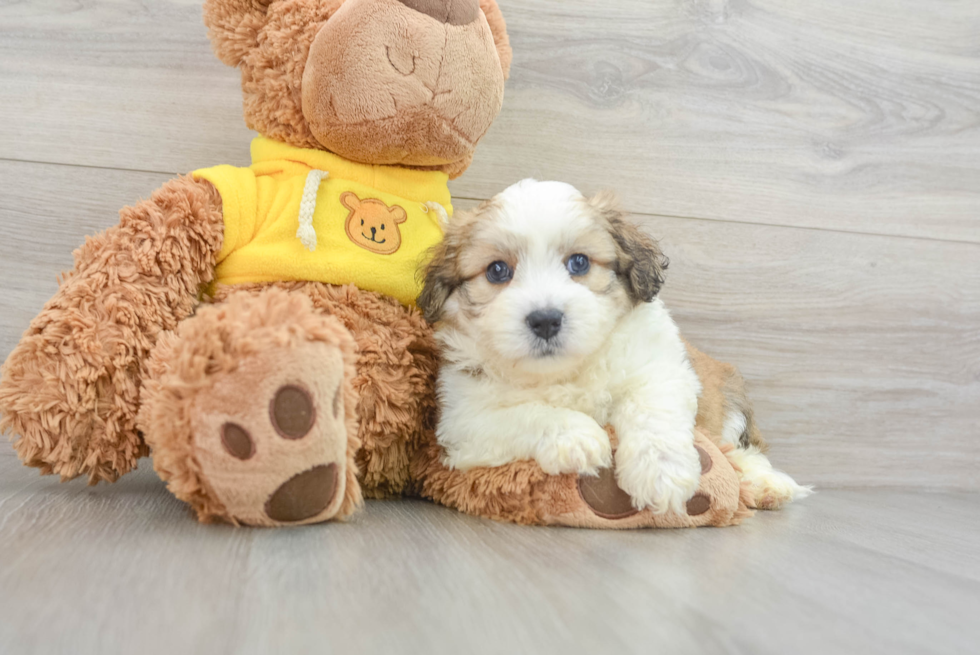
[0,176,224,483]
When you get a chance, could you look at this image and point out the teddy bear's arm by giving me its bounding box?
[0,176,224,483]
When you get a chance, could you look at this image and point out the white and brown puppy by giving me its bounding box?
[419,179,810,514]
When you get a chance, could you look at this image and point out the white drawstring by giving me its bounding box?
[297,169,329,252]
[424,201,449,229]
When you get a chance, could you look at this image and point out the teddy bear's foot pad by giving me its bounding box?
[540,433,752,529]
[140,288,362,527]
[214,383,342,523]
[419,430,754,529]
[576,444,715,521]
[189,346,351,527]
[576,468,638,520]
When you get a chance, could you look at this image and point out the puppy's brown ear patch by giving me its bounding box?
[418,203,491,323]
[418,234,466,324]
[590,191,669,304]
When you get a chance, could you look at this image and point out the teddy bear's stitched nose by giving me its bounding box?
[396,0,479,25]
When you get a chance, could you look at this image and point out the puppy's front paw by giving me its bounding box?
[615,439,702,515]
[534,418,612,476]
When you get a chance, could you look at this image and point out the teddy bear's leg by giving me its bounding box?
[0,176,224,483]
[221,282,440,500]
[415,428,753,529]
[138,287,362,526]
[564,432,754,528]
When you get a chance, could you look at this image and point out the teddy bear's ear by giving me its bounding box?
[479,0,513,80]
[203,0,280,67]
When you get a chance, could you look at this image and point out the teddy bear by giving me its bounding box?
[0,0,752,529]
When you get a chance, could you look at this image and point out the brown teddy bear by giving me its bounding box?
[0,0,752,528]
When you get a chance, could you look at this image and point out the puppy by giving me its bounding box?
[419,180,810,513]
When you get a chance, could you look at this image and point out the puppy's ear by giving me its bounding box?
[418,236,464,325]
[418,201,494,322]
[590,191,669,304]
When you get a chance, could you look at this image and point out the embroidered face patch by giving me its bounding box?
[340,192,408,255]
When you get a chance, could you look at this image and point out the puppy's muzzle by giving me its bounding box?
[526,309,564,341]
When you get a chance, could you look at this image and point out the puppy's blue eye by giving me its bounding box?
[486,260,514,284]
[567,254,591,276]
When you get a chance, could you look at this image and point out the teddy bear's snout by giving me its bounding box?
[301,0,504,171]
[396,0,479,25]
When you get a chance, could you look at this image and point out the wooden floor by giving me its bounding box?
[1,1,978,653]
[1,451,978,655]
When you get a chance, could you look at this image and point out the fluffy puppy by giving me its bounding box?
[419,179,809,514]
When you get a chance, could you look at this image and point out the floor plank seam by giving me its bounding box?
[451,196,980,247]
[0,156,182,178]
[0,161,975,247]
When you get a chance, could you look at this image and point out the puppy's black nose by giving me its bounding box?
[526,309,564,341]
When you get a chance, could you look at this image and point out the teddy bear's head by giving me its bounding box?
[204,0,511,178]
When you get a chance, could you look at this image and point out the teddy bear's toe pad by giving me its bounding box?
[271,385,318,439]
[221,423,256,460]
[685,493,712,516]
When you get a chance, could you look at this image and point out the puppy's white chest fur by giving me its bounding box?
[496,359,616,425]
[436,300,700,477]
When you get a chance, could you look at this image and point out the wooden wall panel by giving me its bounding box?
[1,1,977,241]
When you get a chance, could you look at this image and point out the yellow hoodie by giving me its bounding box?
[193,137,453,307]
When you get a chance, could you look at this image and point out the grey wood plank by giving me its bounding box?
[469,0,980,243]
[0,448,978,655]
[0,161,175,355]
[0,0,254,172]
[647,214,980,491]
[1,1,978,242]
[2,161,978,490]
